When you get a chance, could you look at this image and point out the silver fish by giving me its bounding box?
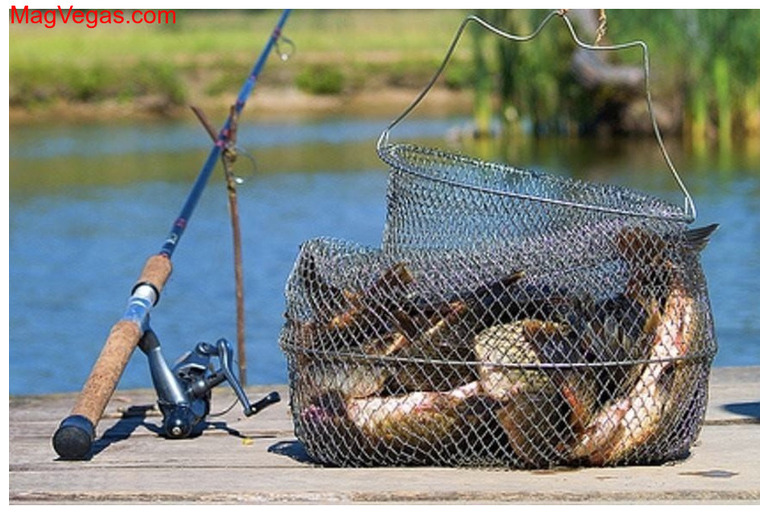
[300,358,388,400]
[346,381,483,443]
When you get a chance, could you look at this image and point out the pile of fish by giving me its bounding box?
[281,224,717,467]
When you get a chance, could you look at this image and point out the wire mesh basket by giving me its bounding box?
[279,11,717,468]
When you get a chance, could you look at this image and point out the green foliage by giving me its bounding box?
[9,10,465,110]
[470,21,493,135]
[467,9,759,142]
[384,58,445,88]
[10,59,186,108]
[713,55,732,145]
[65,64,108,102]
[443,63,474,90]
[203,58,249,96]
[476,9,582,135]
[603,9,759,139]
[9,60,53,107]
[129,61,186,105]
[295,64,345,95]
[8,8,759,140]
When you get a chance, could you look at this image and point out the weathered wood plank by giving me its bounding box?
[9,368,760,504]
[9,424,760,504]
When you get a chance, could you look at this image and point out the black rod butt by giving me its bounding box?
[52,415,95,460]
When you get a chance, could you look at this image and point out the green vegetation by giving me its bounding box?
[468,9,759,143]
[9,9,467,111]
[11,58,186,109]
[600,10,759,145]
[296,64,346,95]
[9,9,759,145]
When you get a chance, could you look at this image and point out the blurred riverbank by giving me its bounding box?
[9,10,471,125]
[10,9,759,142]
[9,85,473,125]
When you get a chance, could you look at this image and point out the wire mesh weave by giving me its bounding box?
[279,143,717,468]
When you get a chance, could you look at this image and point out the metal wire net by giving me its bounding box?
[279,143,717,468]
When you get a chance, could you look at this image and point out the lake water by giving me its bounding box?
[8,116,760,396]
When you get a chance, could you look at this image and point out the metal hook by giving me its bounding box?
[377,10,696,221]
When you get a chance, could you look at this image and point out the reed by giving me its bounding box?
[467,9,758,145]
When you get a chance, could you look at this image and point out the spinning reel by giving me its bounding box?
[138,328,279,438]
[51,10,292,461]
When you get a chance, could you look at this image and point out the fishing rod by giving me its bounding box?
[52,9,292,461]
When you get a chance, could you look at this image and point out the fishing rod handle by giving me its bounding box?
[52,254,172,460]
[132,254,174,300]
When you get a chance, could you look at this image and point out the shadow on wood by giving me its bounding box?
[723,402,759,421]
[87,405,162,460]
[268,439,316,464]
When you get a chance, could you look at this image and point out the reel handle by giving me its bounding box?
[198,340,281,417]
[247,391,282,416]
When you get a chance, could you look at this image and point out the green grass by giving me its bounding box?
[10,9,758,141]
[9,10,465,60]
[9,9,472,109]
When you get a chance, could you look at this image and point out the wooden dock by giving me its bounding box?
[9,366,759,504]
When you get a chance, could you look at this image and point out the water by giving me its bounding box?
[8,116,760,395]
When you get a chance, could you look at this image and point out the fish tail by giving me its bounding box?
[684,223,719,252]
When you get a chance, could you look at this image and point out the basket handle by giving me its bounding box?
[377,10,696,220]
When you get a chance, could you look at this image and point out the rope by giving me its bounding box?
[595,9,608,45]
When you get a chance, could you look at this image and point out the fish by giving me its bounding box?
[383,299,477,393]
[474,320,554,401]
[684,223,720,252]
[463,272,590,331]
[614,223,718,305]
[326,262,414,332]
[474,319,596,467]
[297,390,381,466]
[299,359,388,400]
[300,381,495,464]
[292,221,718,467]
[346,381,483,443]
[577,294,657,406]
[291,261,416,358]
[570,284,698,465]
[303,270,529,397]
[565,224,718,465]
[295,250,350,325]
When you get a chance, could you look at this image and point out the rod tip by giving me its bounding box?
[52,415,95,460]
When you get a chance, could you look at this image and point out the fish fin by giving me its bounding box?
[502,270,526,286]
[643,299,662,334]
[521,319,560,338]
[684,223,719,252]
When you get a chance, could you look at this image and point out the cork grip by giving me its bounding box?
[53,320,143,459]
[74,254,171,422]
[136,253,173,293]
[53,254,172,459]
[71,320,143,424]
